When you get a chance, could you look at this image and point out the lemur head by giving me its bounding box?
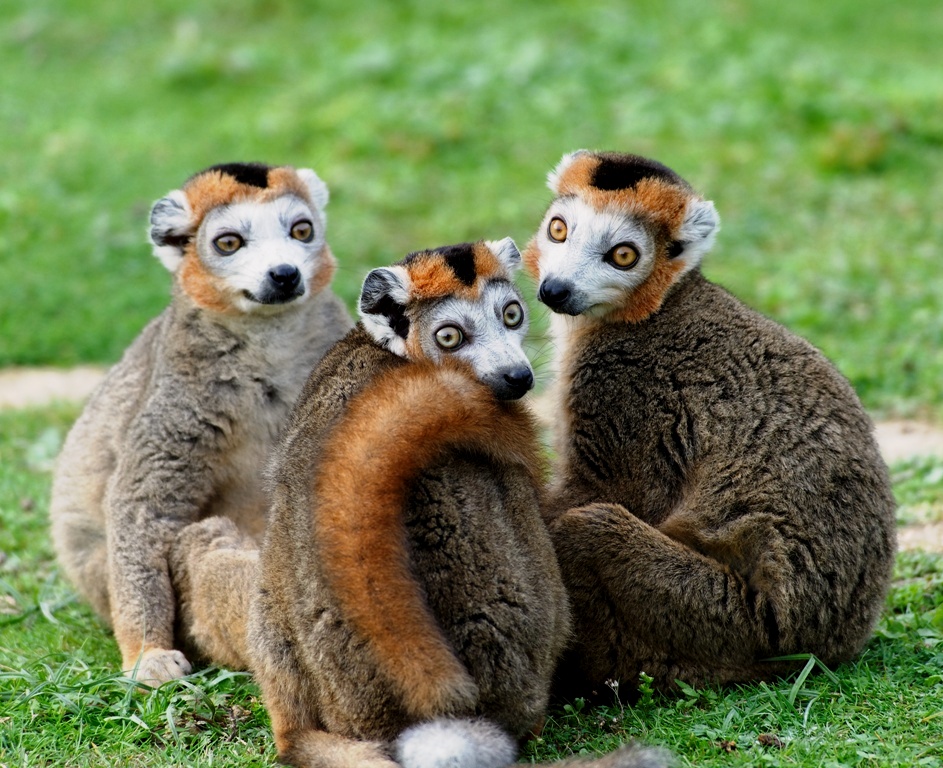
[523,150,720,323]
[148,162,336,315]
[359,238,534,401]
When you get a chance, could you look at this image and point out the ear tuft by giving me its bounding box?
[485,237,521,274]
[296,168,329,210]
[547,149,592,194]
[359,267,412,357]
[149,189,193,273]
[673,199,720,267]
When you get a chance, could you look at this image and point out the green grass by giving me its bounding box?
[3,409,943,766]
[3,0,943,765]
[2,0,943,419]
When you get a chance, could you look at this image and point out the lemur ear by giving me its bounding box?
[547,149,592,194]
[149,189,194,273]
[485,237,521,274]
[669,199,720,267]
[296,168,329,210]
[359,266,412,357]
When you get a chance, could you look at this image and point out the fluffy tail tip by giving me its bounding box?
[394,718,517,768]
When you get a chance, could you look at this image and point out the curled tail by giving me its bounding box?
[312,360,541,721]
[395,718,673,768]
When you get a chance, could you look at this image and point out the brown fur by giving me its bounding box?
[528,151,897,699]
[248,326,570,755]
[314,362,543,720]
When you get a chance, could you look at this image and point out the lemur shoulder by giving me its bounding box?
[247,240,670,768]
[50,162,352,685]
[524,150,896,696]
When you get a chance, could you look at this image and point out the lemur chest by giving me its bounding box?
[206,364,306,538]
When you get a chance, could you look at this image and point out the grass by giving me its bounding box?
[2,0,943,419]
[3,411,943,766]
[3,0,943,765]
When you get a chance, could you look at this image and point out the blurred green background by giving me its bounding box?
[2,0,941,418]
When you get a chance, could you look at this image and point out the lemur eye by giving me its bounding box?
[608,243,640,270]
[548,217,568,242]
[290,220,314,242]
[435,326,464,350]
[503,301,524,328]
[213,233,244,255]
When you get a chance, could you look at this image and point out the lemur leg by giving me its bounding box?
[278,729,397,768]
[169,516,258,670]
[249,624,397,768]
[550,503,789,694]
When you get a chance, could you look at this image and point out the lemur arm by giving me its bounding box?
[104,395,219,681]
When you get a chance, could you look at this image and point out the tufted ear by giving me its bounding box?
[546,149,592,194]
[149,189,194,273]
[669,199,720,269]
[484,237,521,275]
[359,266,412,357]
[296,168,329,211]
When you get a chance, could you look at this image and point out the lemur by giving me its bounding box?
[49,162,352,685]
[237,240,670,768]
[523,150,897,697]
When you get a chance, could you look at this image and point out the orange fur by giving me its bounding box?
[309,244,338,296]
[405,243,505,302]
[312,359,542,718]
[183,167,313,223]
[522,236,541,279]
[555,154,692,231]
[614,257,685,324]
[553,153,598,197]
[178,252,236,314]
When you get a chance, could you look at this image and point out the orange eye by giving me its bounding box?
[547,217,568,242]
[608,243,640,269]
[290,220,314,242]
[213,233,244,255]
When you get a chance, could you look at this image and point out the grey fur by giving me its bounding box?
[50,170,351,684]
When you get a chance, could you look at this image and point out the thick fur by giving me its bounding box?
[49,163,352,684]
[248,260,668,768]
[526,151,897,697]
[248,326,570,765]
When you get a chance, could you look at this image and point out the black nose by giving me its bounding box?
[268,264,301,291]
[538,278,571,310]
[502,368,534,399]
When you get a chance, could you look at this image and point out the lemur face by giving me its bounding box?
[523,150,720,324]
[359,238,535,401]
[149,162,335,316]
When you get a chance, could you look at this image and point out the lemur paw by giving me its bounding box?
[126,648,192,686]
[551,502,631,531]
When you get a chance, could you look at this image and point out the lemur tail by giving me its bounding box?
[311,360,542,721]
[395,718,674,768]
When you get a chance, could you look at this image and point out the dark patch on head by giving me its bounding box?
[667,240,685,259]
[360,268,411,339]
[152,231,191,249]
[202,162,272,188]
[590,153,686,192]
[437,243,477,286]
[366,294,410,339]
[401,243,478,286]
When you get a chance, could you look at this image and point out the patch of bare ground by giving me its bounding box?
[1,369,941,551]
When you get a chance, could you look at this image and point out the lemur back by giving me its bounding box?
[247,241,670,768]
[49,162,352,685]
[525,150,896,696]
